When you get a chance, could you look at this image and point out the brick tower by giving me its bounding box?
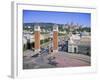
[53,24,58,52]
[34,25,40,53]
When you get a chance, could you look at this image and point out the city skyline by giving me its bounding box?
[23,10,91,27]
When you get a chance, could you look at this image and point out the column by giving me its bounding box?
[34,25,40,53]
[53,24,58,52]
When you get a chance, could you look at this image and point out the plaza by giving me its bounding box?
[23,50,90,69]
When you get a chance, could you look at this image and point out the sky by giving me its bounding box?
[23,10,91,27]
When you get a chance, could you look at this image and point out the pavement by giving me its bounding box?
[23,50,90,69]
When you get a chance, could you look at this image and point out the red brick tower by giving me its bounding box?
[34,25,40,53]
[53,24,58,52]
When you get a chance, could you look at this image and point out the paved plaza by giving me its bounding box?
[23,50,90,69]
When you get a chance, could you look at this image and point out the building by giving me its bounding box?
[68,32,91,56]
[78,36,91,55]
[68,34,80,53]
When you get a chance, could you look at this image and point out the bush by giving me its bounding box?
[40,40,44,44]
[40,38,50,44]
